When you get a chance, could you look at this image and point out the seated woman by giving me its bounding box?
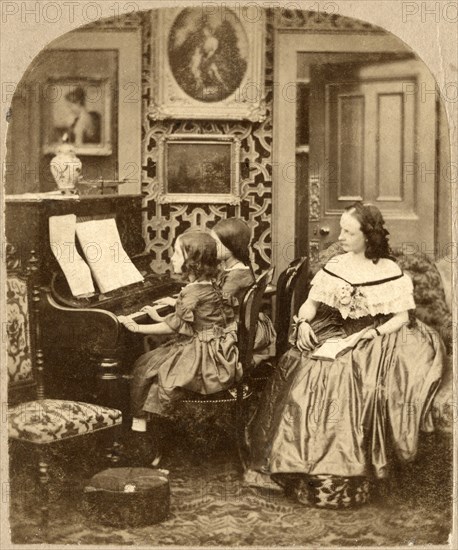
[246,203,444,508]
[210,218,276,364]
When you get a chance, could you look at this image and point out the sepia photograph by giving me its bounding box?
[0,1,456,548]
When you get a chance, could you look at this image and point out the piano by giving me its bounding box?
[5,194,182,411]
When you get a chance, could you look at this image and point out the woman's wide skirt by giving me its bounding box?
[247,317,444,482]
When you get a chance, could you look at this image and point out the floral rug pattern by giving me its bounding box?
[7,428,453,547]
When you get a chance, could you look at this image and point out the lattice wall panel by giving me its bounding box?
[92,9,380,274]
[140,11,274,275]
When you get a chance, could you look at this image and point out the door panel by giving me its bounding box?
[309,59,436,253]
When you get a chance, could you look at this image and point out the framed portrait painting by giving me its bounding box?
[41,77,112,156]
[158,134,241,204]
[149,6,266,121]
[40,31,142,194]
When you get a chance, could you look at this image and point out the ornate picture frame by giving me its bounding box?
[158,134,241,204]
[42,76,112,156]
[149,6,266,121]
[40,29,142,194]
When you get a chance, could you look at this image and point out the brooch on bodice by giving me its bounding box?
[338,283,365,313]
[338,283,354,306]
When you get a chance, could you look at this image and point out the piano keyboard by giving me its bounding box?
[125,295,178,323]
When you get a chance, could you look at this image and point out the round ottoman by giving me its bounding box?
[84,467,170,527]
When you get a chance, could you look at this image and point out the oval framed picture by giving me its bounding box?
[150,6,265,121]
[168,8,248,103]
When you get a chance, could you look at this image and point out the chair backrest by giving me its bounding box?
[238,267,275,375]
[6,247,41,405]
[274,257,308,357]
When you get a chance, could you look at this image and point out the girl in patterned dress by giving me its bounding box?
[119,230,240,432]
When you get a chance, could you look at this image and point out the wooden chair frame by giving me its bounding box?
[177,267,275,470]
[6,247,122,540]
[274,257,308,358]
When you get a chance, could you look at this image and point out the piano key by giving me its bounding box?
[125,302,175,323]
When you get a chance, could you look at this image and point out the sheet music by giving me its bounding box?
[75,218,144,293]
[49,215,95,296]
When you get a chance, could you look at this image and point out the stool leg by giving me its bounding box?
[102,426,123,465]
[108,440,121,466]
[37,450,49,539]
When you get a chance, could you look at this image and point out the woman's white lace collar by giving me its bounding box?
[309,268,415,319]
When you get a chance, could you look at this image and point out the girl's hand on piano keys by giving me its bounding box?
[118,315,139,332]
[156,296,177,307]
[140,305,157,318]
[141,305,167,323]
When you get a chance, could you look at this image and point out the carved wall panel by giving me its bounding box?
[277,9,383,33]
[133,9,380,273]
[140,10,274,274]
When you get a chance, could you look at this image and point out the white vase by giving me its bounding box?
[50,143,82,194]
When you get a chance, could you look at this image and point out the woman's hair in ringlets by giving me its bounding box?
[211,218,252,266]
[176,230,219,280]
[345,202,392,263]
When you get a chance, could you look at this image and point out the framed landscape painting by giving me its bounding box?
[157,134,241,204]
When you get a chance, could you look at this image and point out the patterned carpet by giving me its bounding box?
[7,425,453,547]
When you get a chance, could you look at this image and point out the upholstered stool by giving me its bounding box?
[84,467,170,526]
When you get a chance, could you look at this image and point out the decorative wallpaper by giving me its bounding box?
[89,9,380,274]
[276,9,383,32]
[140,10,274,275]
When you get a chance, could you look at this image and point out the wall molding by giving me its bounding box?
[276,10,384,33]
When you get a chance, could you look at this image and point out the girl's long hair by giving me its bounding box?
[177,230,219,281]
[211,218,256,278]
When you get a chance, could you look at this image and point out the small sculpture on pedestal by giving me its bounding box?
[50,133,82,194]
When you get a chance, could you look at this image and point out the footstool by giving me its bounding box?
[84,467,170,527]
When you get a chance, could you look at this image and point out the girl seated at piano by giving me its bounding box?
[210,218,276,364]
[118,230,241,432]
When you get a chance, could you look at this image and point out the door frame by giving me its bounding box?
[272,31,418,276]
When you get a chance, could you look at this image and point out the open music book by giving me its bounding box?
[311,327,370,360]
[49,214,95,297]
[75,218,144,293]
[49,215,144,296]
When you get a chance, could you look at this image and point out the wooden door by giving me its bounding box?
[308,59,437,256]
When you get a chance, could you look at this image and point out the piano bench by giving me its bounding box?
[83,467,170,527]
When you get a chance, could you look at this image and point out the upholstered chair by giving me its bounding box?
[6,252,123,539]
